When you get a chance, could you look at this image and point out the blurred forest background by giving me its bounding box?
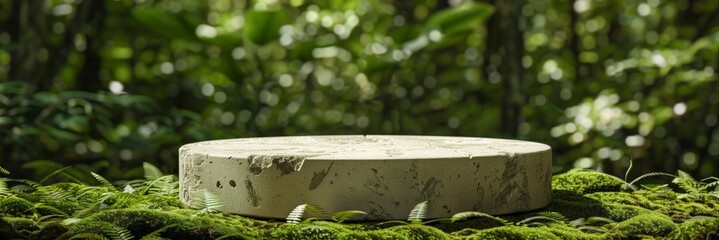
[1,0,719,183]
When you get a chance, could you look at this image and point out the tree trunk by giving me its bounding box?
[76,0,107,92]
[485,0,526,137]
[8,0,46,89]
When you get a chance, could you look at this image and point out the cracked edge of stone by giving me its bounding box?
[248,154,319,175]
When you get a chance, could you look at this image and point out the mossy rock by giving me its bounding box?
[0,169,718,239]
[552,169,627,194]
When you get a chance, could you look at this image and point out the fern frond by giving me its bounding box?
[190,189,223,214]
[583,216,615,225]
[538,212,569,222]
[105,225,134,240]
[62,218,83,225]
[91,172,116,190]
[74,203,102,218]
[140,175,175,195]
[407,201,428,223]
[34,203,70,217]
[143,162,164,181]
[0,165,8,175]
[0,178,9,197]
[376,220,410,226]
[701,177,719,182]
[123,185,136,194]
[140,224,178,240]
[628,172,677,187]
[38,214,69,223]
[45,190,75,201]
[450,211,512,225]
[673,170,706,194]
[40,166,73,184]
[640,184,671,192]
[705,180,719,190]
[6,179,42,193]
[516,216,564,226]
[286,204,308,224]
[331,210,366,223]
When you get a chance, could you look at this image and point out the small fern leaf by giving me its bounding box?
[62,218,83,226]
[190,189,223,213]
[450,211,512,225]
[407,201,428,223]
[376,220,410,226]
[673,170,706,194]
[0,178,10,197]
[0,166,8,175]
[538,211,569,222]
[629,172,677,187]
[516,216,563,226]
[123,184,136,194]
[584,216,615,225]
[143,162,164,181]
[100,224,135,240]
[331,210,367,223]
[141,175,175,195]
[91,172,116,190]
[705,180,719,190]
[286,204,307,224]
[112,226,135,240]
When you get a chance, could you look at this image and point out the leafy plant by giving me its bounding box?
[516,212,569,227]
[91,172,116,190]
[190,189,224,214]
[407,201,428,224]
[285,204,327,224]
[674,170,709,194]
[449,211,512,225]
[331,210,367,223]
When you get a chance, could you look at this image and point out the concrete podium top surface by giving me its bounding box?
[180,135,551,161]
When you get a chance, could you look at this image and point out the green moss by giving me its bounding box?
[385,224,453,240]
[664,218,719,240]
[3,217,40,238]
[608,213,677,238]
[36,223,69,240]
[1,168,718,239]
[0,197,36,216]
[538,223,603,240]
[552,170,626,195]
[466,226,562,240]
[75,209,264,239]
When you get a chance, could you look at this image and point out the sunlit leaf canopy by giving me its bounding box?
[0,0,718,181]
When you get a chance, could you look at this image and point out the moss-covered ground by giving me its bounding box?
[1,168,719,239]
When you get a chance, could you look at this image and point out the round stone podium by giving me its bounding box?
[179,135,552,220]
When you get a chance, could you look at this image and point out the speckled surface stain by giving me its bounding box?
[179,135,552,220]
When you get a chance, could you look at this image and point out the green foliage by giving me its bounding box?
[131,7,197,41]
[189,189,223,214]
[407,201,428,224]
[0,167,716,239]
[449,211,512,226]
[91,172,116,190]
[142,162,164,181]
[331,210,366,223]
[244,10,290,45]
